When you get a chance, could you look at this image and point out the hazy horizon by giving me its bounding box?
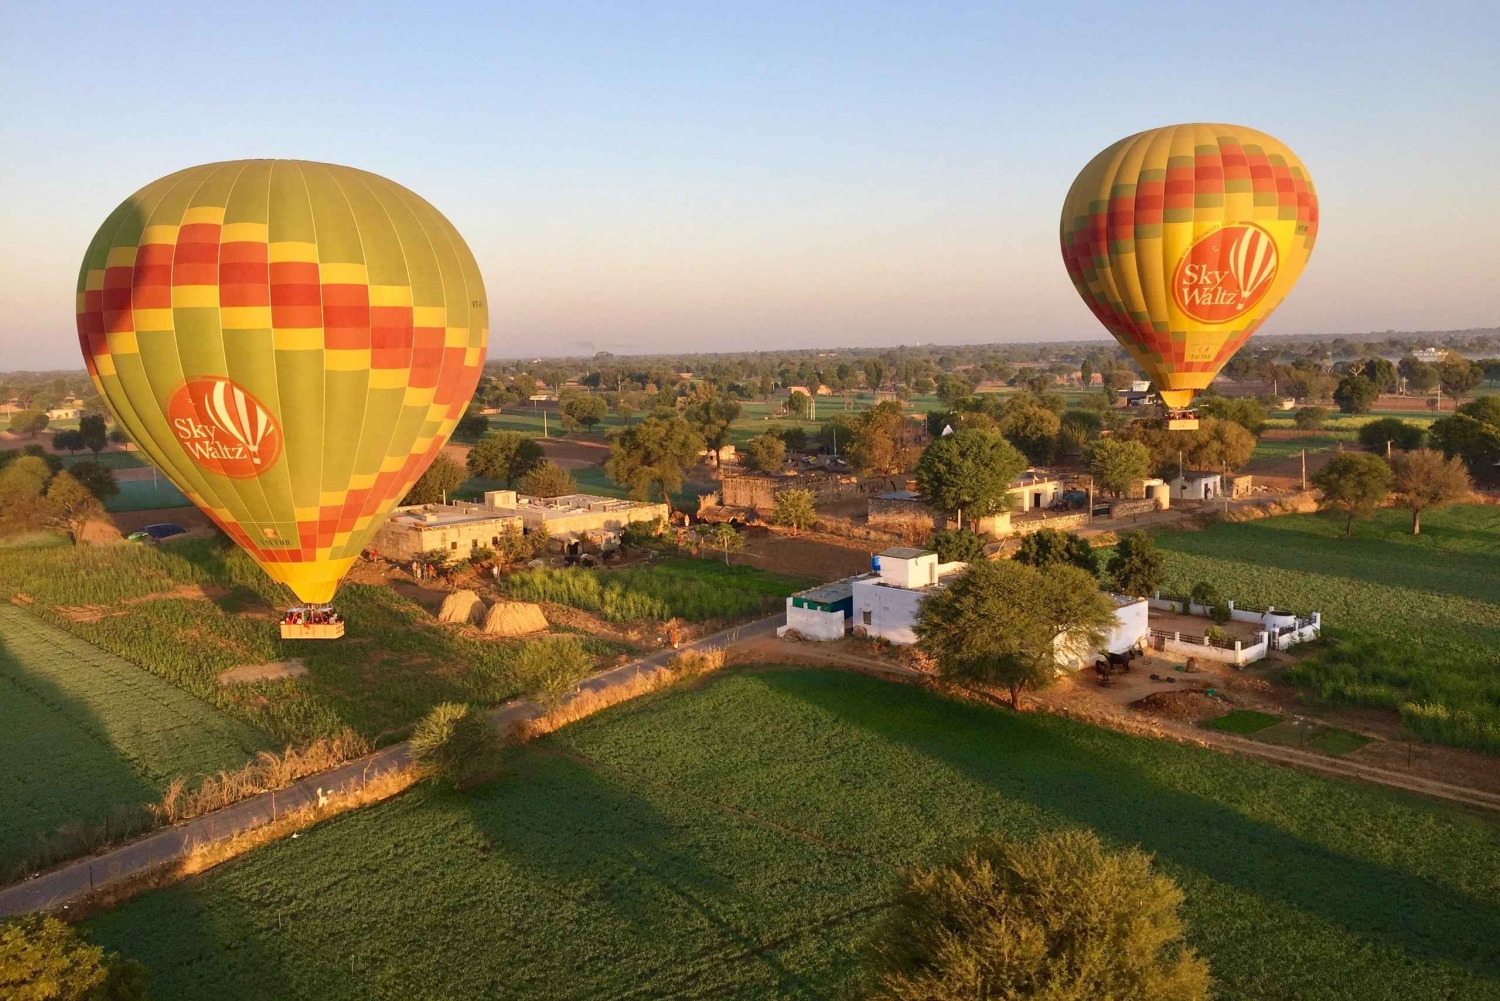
[4,2,1497,370]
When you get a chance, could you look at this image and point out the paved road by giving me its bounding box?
[0,612,784,917]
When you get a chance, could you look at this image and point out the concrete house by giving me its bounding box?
[1170,470,1222,501]
[851,548,966,645]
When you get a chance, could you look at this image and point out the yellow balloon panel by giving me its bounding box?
[1060,124,1317,408]
[76,160,488,603]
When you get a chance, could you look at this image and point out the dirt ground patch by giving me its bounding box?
[1147,608,1264,644]
[56,583,227,622]
[218,659,308,685]
[732,528,874,582]
[1130,690,1230,720]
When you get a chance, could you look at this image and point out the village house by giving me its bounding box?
[373,491,667,560]
[1171,470,1222,501]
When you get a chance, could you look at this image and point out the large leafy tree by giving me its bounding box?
[466,431,544,486]
[1357,356,1399,393]
[520,460,577,498]
[1311,452,1394,537]
[1014,527,1099,577]
[743,432,786,472]
[7,410,48,436]
[605,415,704,508]
[402,454,468,505]
[996,398,1061,465]
[1391,448,1472,535]
[65,460,119,502]
[46,470,104,542]
[1107,530,1165,597]
[927,527,992,563]
[1398,356,1440,394]
[560,394,609,433]
[455,403,491,439]
[914,429,1027,529]
[0,914,151,1000]
[771,488,816,535]
[860,830,1210,1001]
[915,559,1114,708]
[1085,438,1150,498]
[1438,354,1483,405]
[1333,374,1378,415]
[847,401,919,477]
[1356,417,1425,453]
[1195,394,1266,434]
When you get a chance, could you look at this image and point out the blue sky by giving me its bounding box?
[3,1,1497,368]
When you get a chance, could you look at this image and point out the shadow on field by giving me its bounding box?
[758,670,1500,983]
[461,747,814,997]
[86,874,299,999]
[0,622,156,875]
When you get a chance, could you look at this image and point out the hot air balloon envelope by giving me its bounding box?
[1060,123,1317,410]
[77,160,488,604]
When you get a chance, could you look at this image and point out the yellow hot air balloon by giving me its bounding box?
[1060,123,1317,414]
[77,160,487,609]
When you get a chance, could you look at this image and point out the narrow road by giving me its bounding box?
[0,612,784,917]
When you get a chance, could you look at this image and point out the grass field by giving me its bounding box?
[105,477,190,512]
[58,450,147,470]
[0,540,627,746]
[499,558,809,623]
[1201,709,1281,734]
[0,604,269,874]
[87,668,1500,1000]
[1148,505,1500,752]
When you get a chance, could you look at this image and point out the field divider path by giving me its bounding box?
[0,612,784,917]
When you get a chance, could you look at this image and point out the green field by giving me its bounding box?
[1201,709,1282,735]
[58,450,147,470]
[0,540,629,747]
[1149,505,1500,752]
[499,558,809,623]
[105,476,191,512]
[0,604,270,874]
[87,668,1500,1000]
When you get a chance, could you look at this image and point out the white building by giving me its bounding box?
[1009,471,1061,513]
[851,548,966,645]
[373,491,667,560]
[779,578,862,641]
[1171,470,1222,501]
[1054,594,1149,670]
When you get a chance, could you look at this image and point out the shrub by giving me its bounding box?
[928,527,991,564]
[859,830,1210,1000]
[1205,624,1228,644]
[1293,406,1330,431]
[408,702,501,788]
[0,914,150,1000]
[1189,581,1221,607]
[509,635,594,709]
[771,488,817,536]
[1357,417,1425,453]
[1107,531,1165,597]
[1210,601,1232,625]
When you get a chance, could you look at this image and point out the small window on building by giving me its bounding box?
[450,541,458,551]
[471,538,479,549]
[861,609,872,626]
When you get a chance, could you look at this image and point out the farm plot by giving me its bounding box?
[498,558,808,623]
[0,604,269,875]
[0,540,627,746]
[1145,505,1500,752]
[89,669,1500,1001]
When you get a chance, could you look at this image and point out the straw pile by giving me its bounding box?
[438,590,487,625]
[482,600,548,637]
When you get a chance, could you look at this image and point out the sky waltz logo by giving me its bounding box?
[167,377,283,479]
[1171,224,1280,324]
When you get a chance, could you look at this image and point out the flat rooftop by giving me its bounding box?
[388,504,520,528]
[877,546,932,560]
[877,490,923,502]
[792,577,869,604]
[511,493,652,515]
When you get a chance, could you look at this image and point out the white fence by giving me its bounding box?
[1148,593,1322,663]
[1147,626,1268,666]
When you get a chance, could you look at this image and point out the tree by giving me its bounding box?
[0,914,151,1001]
[1390,448,1471,535]
[927,527,991,563]
[773,424,807,452]
[767,488,816,536]
[605,415,705,508]
[1429,414,1500,480]
[914,430,1027,529]
[1079,357,1094,388]
[1398,356,1439,394]
[698,522,744,565]
[1311,452,1393,537]
[847,401,920,477]
[1457,395,1500,427]
[786,389,811,419]
[1107,531,1165,597]
[1293,405,1330,430]
[1438,354,1483,405]
[520,460,577,498]
[862,358,886,391]
[560,394,609,433]
[466,431,544,486]
[859,830,1210,1001]
[915,560,1114,708]
[8,410,48,436]
[1356,417,1425,453]
[53,429,85,453]
[1195,394,1266,434]
[743,432,786,472]
[407,702,501,789]
[402,454,467,505]
[66,460,119,502]
[455,403,491,439]
[45,471,103,542]
[996,399,1061,465]
[1085,438,1150,498]
[1181,417,1256,472]
[1333,375,1377,415]
[1357,356,1399,393]
[1014,527,1099,577]
[1057,408,1102,454]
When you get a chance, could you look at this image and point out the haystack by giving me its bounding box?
[438,589,487,625]
[482,600,548,637]
[78,519,124,545]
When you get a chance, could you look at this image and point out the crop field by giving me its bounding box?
[58,450,147,470]
[0,540,628,746]
[499,558,808,623]
[105,476,191,511]
[0,604,269,875]
[1147,505,1500,752]
[88,668,1500,1000]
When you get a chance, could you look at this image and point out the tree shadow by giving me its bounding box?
[756,669,1500,984]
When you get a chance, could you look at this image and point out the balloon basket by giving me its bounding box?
[1164,409,1199,432]
[280,606,344,640]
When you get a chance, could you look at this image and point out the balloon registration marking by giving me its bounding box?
[168,377,282,479]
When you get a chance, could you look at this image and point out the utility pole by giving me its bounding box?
[1087,476,1094,525]
[542,410,548,439]
[1301,449,1307,492]
[1387,439,1393,460]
